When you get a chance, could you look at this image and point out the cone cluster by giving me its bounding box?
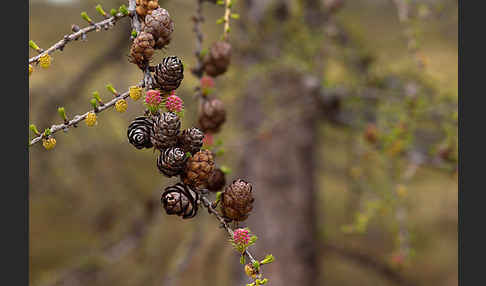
[196,40,231,136]
[130,4,174,70]
[143,7,174,49]
[125,7,254,222]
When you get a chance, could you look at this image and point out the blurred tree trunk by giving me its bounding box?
[237,73,320,286]
[234,1,323,285]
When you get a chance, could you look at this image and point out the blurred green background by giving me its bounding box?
[29,0,458,285]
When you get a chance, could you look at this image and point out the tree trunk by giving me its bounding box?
[235,70,320,285]
[231,1,324,284]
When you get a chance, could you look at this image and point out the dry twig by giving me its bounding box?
[29,81,143,146]
[29,12,129,65]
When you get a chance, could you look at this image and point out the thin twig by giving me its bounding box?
[29,13,129,64]
[191,0,206,101]
[32,25,131,127]
[222,0,232,41]
[128,0,143,37]
[29,81,143,146]
[200,196,258,265]
[191,0,205,79]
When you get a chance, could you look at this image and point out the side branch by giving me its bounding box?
[191,0,205,79]
[200,196,258,265]
[29,81,143,146]
[222,0,233,41]
[29,12,129,64]
[128,0,143,36]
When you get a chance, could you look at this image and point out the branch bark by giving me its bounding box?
[29,12,129,64]
[32,24,131,128]
[30,81,142,146]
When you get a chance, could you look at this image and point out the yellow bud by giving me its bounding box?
[39,54,52,69]
[129,86,143,101]
[244,264,253,278]
[396,184,408,198]
[244,264,257,279]
[86,112,97,127]
[42,137,56,150]
[115,99,128,112]
[29,64,33,76]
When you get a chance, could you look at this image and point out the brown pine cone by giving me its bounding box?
[207,168,226,192]
[136,0,160,19]
[142,7,174,49]
[157,147,188,177]
[198,97,226,133]
[151,112,181,150]
[154,56,184,92]
[221,179,254,222]
[179,127,204,155]
[129,32,155,69]
[161,182,199,219]
[182,149,215,189]
[127,116,154,149]
[203,41,232,77]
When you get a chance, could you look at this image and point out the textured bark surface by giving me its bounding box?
[236,70,320,285]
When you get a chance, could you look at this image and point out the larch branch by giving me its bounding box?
[29,81,143,147]
[29,12,129,64]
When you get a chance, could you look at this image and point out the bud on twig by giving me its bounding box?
[119,4,129,16]
[39,54,52,69]
[260,254,275,265]
[110,8,118,17]
[81,12,94,25]
[42,137,57,150]
[115,99,128,113]
[86,112,98,127]
[95,4,108,18]
[43,128,52,137]
[106,83,118,96]
[29,40,42,52]
[129,86,143,101]
[245,263,258,278]
[71,24,81,33]
[71,24,87,41]
[57,107,69,124]
[90,98,99,112]
[92,91,104,106]
[30,124,40,136]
